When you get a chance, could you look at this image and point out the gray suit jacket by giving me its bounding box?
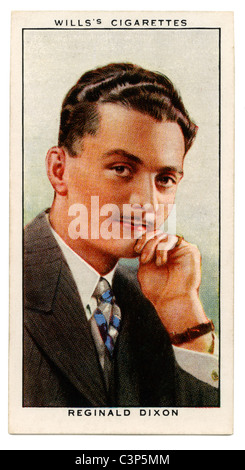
[24,211,219,407]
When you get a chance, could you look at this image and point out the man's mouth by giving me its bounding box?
[117,216,156,232]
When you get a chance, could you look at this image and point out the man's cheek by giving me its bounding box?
[165,202,175,219]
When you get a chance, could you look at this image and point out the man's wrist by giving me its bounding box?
[153,292,215,353]
[154,292,208,330]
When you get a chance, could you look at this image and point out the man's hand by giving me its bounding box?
[135,231,214,353]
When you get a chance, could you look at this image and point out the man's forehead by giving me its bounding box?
[97,102,164,129]
[89,103,183,140]
[69,102,185,164]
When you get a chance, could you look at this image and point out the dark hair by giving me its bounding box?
[58,62,198,156]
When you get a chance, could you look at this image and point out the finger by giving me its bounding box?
[154,235,184,266]
[155,250,168,266]
[138,233,169,264]
[140,236,165,264]
[134,230,162,253]
[134,230,168,254]
[156,234,179,252]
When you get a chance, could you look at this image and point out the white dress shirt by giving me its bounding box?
[48,218,219,388]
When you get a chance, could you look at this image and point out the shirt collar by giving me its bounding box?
[47,216,117,311]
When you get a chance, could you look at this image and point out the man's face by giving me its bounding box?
[64,103,185,259]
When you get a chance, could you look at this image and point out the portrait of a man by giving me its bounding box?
[23,62,219,408]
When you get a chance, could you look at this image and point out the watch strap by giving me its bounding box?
[169,320,215,345]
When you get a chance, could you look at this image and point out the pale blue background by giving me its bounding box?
[23,28,220,329]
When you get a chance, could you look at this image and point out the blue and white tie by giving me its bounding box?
[92,277,121,357]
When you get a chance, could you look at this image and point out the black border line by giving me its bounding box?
[22,27,24,409]
[218,27,221,398]
[23,27,220,30]
[22,26,221,409]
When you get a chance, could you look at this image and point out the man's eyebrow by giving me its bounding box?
[102,149,142,165]
[102,149,183,176]
[160,165,184,176]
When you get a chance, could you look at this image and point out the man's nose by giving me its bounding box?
[129,175,159,211]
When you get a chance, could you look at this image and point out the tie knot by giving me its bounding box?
[93,277,114,304]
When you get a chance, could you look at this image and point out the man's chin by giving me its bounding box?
[109,237,140,259]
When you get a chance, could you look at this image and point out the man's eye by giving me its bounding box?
[156,176,176,188]
[111,165,131,177]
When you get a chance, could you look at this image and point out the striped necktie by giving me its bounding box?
[92,277,121,357]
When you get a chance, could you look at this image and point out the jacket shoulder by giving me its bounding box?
[24,210,51,251]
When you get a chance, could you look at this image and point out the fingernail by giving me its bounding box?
[134,244,141,253]
[141,253,148,263]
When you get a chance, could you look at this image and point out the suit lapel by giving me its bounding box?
[24,211,108,406]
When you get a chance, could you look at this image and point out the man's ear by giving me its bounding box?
[46,146,68,196]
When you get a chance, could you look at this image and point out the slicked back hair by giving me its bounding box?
[58,63,198,156]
